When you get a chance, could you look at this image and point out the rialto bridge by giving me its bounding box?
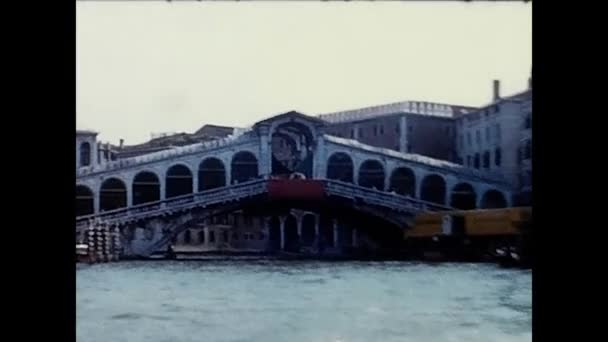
[76,111,511,257]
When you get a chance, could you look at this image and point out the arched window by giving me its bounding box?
[184,230,191,244]
[80,142,91,167]
[495,148,502,166]
[483,151,490,169]
[326,153,354,183]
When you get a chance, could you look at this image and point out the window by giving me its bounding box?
[395,124,400,134]
[474,153,480,169]
[495,124,501,141]
[475,130,481,145]
[223,231,229,242]
[245,216,253,226]
[459,135,464,149]
[199,231,205,244]
[379,125,384,135]
[209,231,215,243]
[485,127,490,142]
[80,142,91,167]
[495,148,502,166]
[483,151,490,169]
[350,129,354,138]
[259,232,265,240]
[184,230,191,244]
[232,232,238,240]
[467,155,471,167]
[408,125,413,132]
[467,132,472,147]
[373,125,378,136]
[359,127,364,138]
[407,144,412,153]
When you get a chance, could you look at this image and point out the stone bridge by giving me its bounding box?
[76,111,512,256]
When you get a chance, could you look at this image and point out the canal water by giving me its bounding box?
[77,260,531,342]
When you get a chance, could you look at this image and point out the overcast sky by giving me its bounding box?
[77,2,531,145]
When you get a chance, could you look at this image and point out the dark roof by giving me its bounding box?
[194,124,236,136]
[254,110,327,126]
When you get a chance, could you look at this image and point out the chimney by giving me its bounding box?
[493,80,501,101]
[119,139,124,149]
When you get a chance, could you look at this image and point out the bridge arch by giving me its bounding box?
[480,189,507,209]
[420,174,447,205]
[301,214,316,246]
[231,151,259,184]
[389,167,416,196]
[450,182,477,210]
[76,185,94,217]
[326,152,354,183]
[268,216,281,251]
[284,214,299,252]
[132,171,160,205]
[358,159,385,190]
[198,157,226,191]
[165,164,193,199]
[99,178,127,211]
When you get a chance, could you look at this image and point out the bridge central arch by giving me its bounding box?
[271,121,315,178]
[327,152,354,183]
[358,160,385,190]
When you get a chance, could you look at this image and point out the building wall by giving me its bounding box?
[76,132,99,169]
[406,115,456,161]
[455,92,532,192]
[325,113,456,162]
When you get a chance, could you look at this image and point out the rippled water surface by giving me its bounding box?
[77,260,531,342]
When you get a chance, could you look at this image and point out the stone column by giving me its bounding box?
[126,186,133,208]
[192,173,199,194]
[314,135,326,179]
[259,125,271,177]
[159,178,166,201]
[333,219,339,249]
[93,191,100,214]
[399,115,408,153]
[279,216,286,251]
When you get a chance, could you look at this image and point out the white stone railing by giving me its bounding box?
[323,135,510,186]
[75,178,267,230]
[323,180,453,213]
[76,133,256,178]
[318,101,455,123]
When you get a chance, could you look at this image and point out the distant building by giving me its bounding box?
[319,101,476,162]
[76,130,116,170]
[317,78,532,204]
[454,81,532,205]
